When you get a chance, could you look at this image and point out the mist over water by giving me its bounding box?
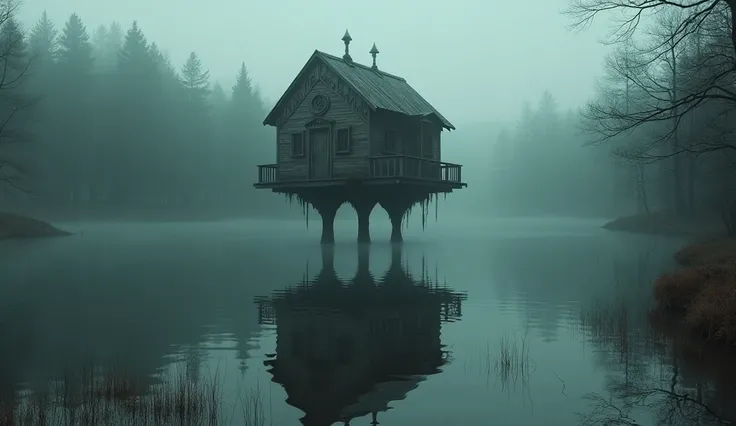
[3,218,723,425]
[1,0,735,423]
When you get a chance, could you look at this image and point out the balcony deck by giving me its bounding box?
[254,155,467,192]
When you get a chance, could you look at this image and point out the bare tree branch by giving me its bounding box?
[564,0,736,57]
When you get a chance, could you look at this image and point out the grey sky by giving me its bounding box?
[19,0,611,125]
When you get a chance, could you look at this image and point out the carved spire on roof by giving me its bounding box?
[369,43,379,70]
[342,30,352,62]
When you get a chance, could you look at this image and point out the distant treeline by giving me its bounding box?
[487,92,618,217]
[491,2,735,221]
[0,10,284,219]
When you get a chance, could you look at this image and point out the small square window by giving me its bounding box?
[384,130,397,154]
[291,133,304,157]
[336,128,351,154]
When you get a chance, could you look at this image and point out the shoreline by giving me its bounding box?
[602,212,734,346]
[602,211,722,238]
[0,212,71,241]
[652,238,736,346]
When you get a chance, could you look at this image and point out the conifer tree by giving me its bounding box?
[57,14,93,81]
[28,11,57,69]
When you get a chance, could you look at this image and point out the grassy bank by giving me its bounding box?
[653,238,736,345]
[602,211,721,237]
[0,212,70,240]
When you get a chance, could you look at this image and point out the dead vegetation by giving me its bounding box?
[653,238,736,345]
[0,363,265,426]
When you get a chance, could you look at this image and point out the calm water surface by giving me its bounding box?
[1,216,734,425]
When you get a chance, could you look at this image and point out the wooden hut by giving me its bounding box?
[255,31,467,243]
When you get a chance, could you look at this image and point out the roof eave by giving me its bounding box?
[411,111,455,131]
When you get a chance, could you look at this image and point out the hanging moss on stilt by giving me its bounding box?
[435,193,439,222]
[406,193,440,230]
[283,193,310,230]
[277,186,453,243]
[405,192,434,230]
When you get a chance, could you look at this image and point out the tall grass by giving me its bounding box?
[240,378,268,426]
[493,333,534,391]
[0,363,269,426]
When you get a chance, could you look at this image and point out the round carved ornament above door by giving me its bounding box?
[310,94,330,116]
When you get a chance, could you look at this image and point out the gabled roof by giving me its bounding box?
[263,50,455,130]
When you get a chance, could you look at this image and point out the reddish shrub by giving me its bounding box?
[675,239,736,267]
[685,280,736,344]
[655,238,736,346]
[653,263,734,311]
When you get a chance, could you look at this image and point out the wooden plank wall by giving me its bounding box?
[276,62,370,181]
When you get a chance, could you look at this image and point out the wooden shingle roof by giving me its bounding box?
[263,50,455,130]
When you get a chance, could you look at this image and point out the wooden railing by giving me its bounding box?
[257,157,463,185]
[369,155,463,183]
[257,164,278,183]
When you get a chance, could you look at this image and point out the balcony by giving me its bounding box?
[255,155,465,188]
[257,164,278,184]
[368,155,462,183]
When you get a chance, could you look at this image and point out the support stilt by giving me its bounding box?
[311,197,343,244]
[380,199,412,243]
[320,208,337,243]
[321,244,335,271]
[389,212,403,242]
[353,243,373,286]
[350,197,377,244]
[371,411,379,425]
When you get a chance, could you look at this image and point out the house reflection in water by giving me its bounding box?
[254,245,466,426]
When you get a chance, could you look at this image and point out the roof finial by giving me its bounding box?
[369,42,379,70]
[342,30,352,62]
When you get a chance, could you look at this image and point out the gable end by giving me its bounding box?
[263,52,375,127]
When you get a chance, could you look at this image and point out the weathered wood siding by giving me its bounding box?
[422,121,442,161]
[370,111,442,158]
[275,61,370,181]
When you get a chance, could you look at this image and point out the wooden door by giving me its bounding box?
[309,127,330,179]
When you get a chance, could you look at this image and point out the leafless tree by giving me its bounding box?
[566,0,735,57]
[0,0,34,196]
[584,40,656,211]
[566,0,736,146]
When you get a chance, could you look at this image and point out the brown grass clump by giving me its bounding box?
[674,238,736,267]
[653,262,736,311]
[653,238,736,346]
[685,280,736,344]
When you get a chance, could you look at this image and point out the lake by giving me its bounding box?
[1,216,734,425]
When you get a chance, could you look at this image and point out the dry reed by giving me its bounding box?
[0,363,237,426]
[493,333,533,389]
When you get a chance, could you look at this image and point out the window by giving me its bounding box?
[291,132,304,157]
[336,127,351,154]
[383,130,397,154]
